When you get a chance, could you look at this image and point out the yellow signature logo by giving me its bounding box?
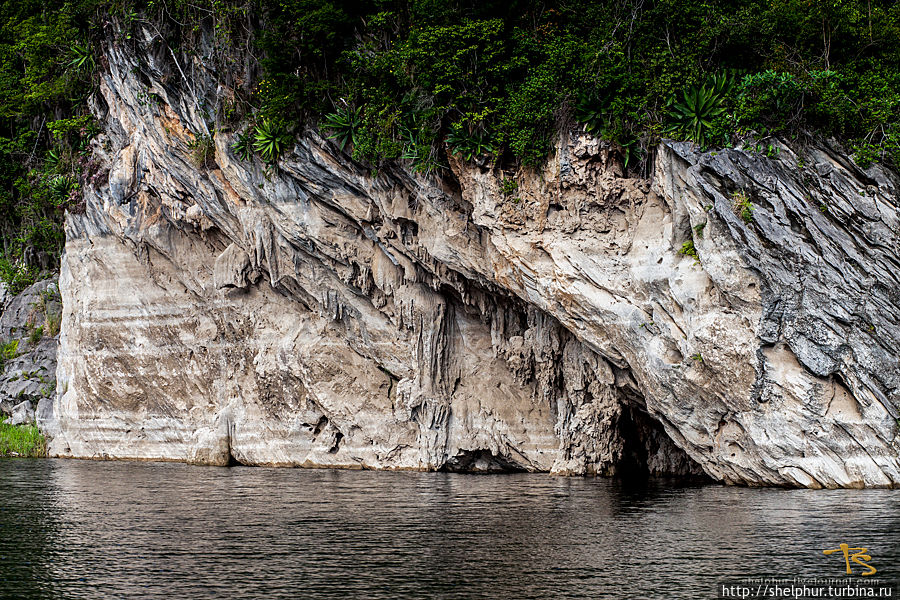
[823,544,877,576]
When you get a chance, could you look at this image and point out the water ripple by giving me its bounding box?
[1,459,898,599]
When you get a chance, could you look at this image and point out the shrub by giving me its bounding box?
[667,73,735,146]
[693,222,707,239]
[0,258,40,295]
[0,339,19,370]
[46,311,62,337]
[500,178,518,196]
[66,42,94,72]
[445,125,495,162]
[231,131,255,162]
[28,325,44,344]
[735,71,805,134]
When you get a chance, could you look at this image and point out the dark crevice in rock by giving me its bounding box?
[440,450,529,474]
[227,449,245,467]
[312,416,328,436]
[327,431,344,455]
[618,404,711,482]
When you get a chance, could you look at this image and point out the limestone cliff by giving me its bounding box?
[39,28,900,488]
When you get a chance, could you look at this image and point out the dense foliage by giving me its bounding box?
[244,0,900,171]
[0,0,104,292]
[1,0,899,289]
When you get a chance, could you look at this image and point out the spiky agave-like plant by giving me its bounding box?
[231,131,254,162]
[253,119,292,163]
[322,106,362,151]
[445,125,495,161]
[668,72,735,145]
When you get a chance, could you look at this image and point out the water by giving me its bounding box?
[1,459,898,599]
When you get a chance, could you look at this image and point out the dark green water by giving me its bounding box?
[1,459,898,599]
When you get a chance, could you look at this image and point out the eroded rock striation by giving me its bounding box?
[39,29,900,487]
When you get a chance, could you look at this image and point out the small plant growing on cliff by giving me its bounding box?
[188,134,215,168]
[49,175,78,203]
[399,127,442,174]
[574,92,611,136]
[28,325,44,344]
[253,119,292,163]
[679,240,698,261]
[41,379,56,397]
[322,105,362,151]
[693,221,707,239]
[0,339,19,370]
[231,132,254,162]
[500,178,518,196]
[732,190,754,223]
[66,42,94,73]
[690,352,704,363]
[445,124,495,162]
[46,311,62,337]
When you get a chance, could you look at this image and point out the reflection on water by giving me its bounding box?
[1,459,899,598]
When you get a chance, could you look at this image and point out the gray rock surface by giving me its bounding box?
[9,400,35,426]
[0,279,59,419]
[39,27,900,487]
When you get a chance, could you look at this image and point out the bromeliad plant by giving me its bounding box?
[574,92,613,137]
[668,72,735,146]
[574,93,643,170]
[49,175,78,205]
[66,42,94,73]
[253,119,292,163]
[322,105,362,151]
[231,131,254,162]
[445,124,495,162]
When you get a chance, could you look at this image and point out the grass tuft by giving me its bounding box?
[0,416,47,457]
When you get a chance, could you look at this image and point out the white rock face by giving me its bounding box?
[40,31,900,487]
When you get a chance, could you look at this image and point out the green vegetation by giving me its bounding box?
[231,132,254,162]
[253,119,293,164]
[1,0,899,286]
[322,106,362,152]
[500,178,518,196]
[0,1,104,292]
[28,325,44,344]
[732,190,754,223]
[188,134,215,168]
[667,73,734,146]
[0,339,19,370]
[679,239,698,262]
[693,222,706,239]
[47,311,62,336]
[0,416,47,457]
[236,0,900,173]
